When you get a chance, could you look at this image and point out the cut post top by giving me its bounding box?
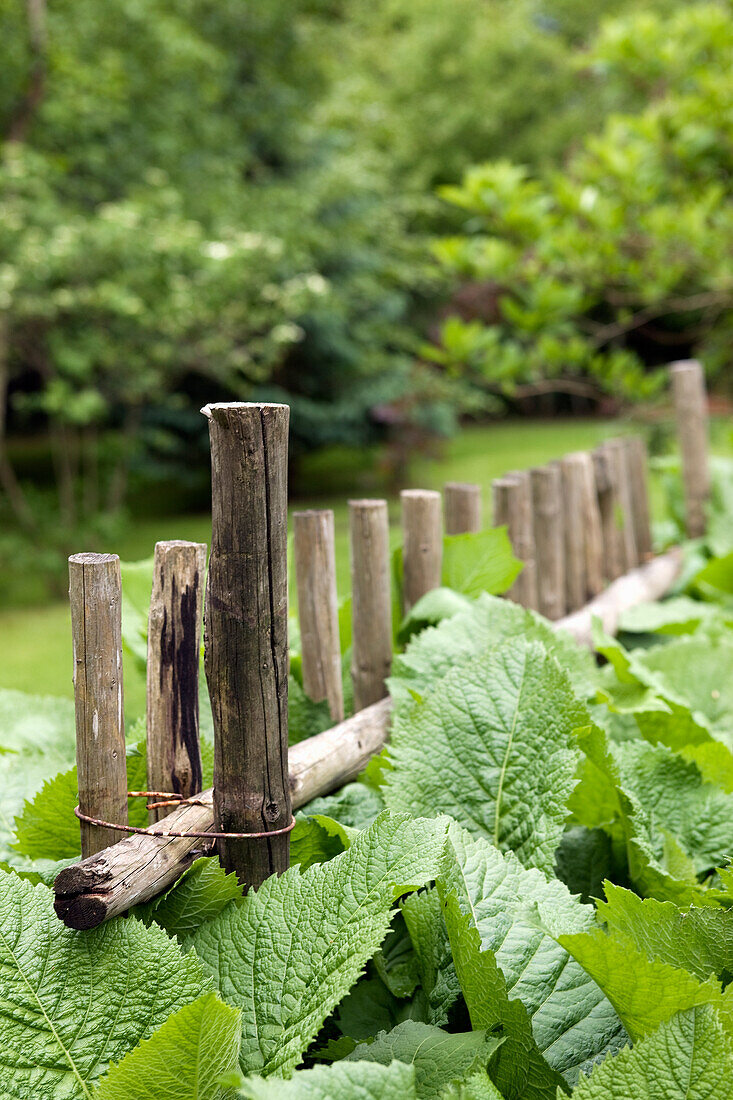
[68,552,119,566]
[400,488,441,501]
[201,400,290,418]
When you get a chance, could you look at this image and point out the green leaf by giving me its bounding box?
[618,597,729,636]
[289,816,348,871]
[401,887,461,1027]
[443,895,567,1100]
[120,557,154,671]
[633,637,733,745]
[384,642,585,874]
[373,913,420,999]
[440,825,626,1083]
[441,528,522,598]
[237,1061,417,1099]
[345,1021,503,1100]
[0,871,210,1099]
[559,927,728,1042]
[335,973,421,1041]
[597,884,733,982]
[138,857,243,943]
[288,677,332,746]
[300,782,384,832]
[569,1006,733,1099]
[94,993,241,1100]
[397,588,474,645]
[388,595,597,716]
[189,812,448,1077]
[440,1074,503,1100]
[554,827,620,905]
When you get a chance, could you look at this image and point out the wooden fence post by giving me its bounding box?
[670,360,710,538]
[146,540,207,823]
[444,481,482,535]
[530,465,565,620]
[493,471,538,610]
[625,436,653,562]
[593,447,623,583]
[605,439,638,570]
[293,509,344,723]
[202,402,291,890]
[576,451,604,599]
[349,500,393,711]
[68,552,128,857]
[560,456,586,612]
[401,489,443,612]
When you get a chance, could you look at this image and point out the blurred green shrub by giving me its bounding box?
[427,2,733,406]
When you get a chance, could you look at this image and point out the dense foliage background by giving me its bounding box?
[1,0,730,590]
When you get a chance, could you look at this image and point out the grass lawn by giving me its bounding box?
[0,415,716,717]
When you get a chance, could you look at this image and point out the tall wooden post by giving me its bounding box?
[575,452,604,599]
[293,509,344,723]
[401,489,443,613]
[68,553,128,857]
[530,465,565,620]
[146,540,207,823]
[670,360,710,538]
[560,456,586,612]
[605,439,638,570]
[625,437,653,561]
[493,471,538,610]
[202,402,291,890]
[444,482,482,535]
[349,499,393,711]
[593,447,623,583]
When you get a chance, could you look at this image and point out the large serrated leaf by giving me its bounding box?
[0,871,210,1099]
[345,1020,503,1100]
[384,642,585,874]
[94,992,241,1100]
[388,594,598,714]
[440,825,626,1084]
[189,812,448,1077]
[238,1060,417,1099]
[568,1006,733,1099]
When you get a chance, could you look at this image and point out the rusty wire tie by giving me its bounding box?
[74,790,297,840]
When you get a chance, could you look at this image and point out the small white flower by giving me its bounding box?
[204,241,232,260]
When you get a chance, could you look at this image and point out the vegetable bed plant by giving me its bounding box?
[4,516,733,1097]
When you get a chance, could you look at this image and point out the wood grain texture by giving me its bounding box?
[68,552,128,857]
[576,451,604,599]
[625,436,653,561]
[530,464,565,620]
[671,359,710,538]
[401,489,443,613]
[559,456,586,613]
[202,401,291,890]
[293,509,344,722]
[146,540,207,823]
[605,438,638,570]
[349,499,393,711]
[492,471,538,609]
[53,697,392,929]
[593,446,623,583]
[444,481,482,535]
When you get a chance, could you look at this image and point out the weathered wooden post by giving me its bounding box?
[349,499,393,711]
[605,438,638,570]
[444,481,482,535]
[492,471,538,610]
[576,451,604,599]
[401,489,443,612]
[625,436,653,561]
[146,540,207,823]
[293,509,344,723]
[593,446,623,583]
[560,456,586,612]
[530,464,565,620]
[670,360,710,538]
[202,402,291,890]
[68,552,128,857]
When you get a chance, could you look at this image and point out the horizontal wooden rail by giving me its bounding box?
[54,549,681,930]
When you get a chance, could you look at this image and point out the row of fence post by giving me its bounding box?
[67,359,710,890]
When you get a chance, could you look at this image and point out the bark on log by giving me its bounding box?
[293,510,344,723]
[54,697,391,929]
[530,465,565,621]
[670,360,710,538]
[146,540,207,822]
[444,482,482,535]
[401,489,443,613]
[55,549,682,929]
[68,553,128,856]
[202,402,291,890]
